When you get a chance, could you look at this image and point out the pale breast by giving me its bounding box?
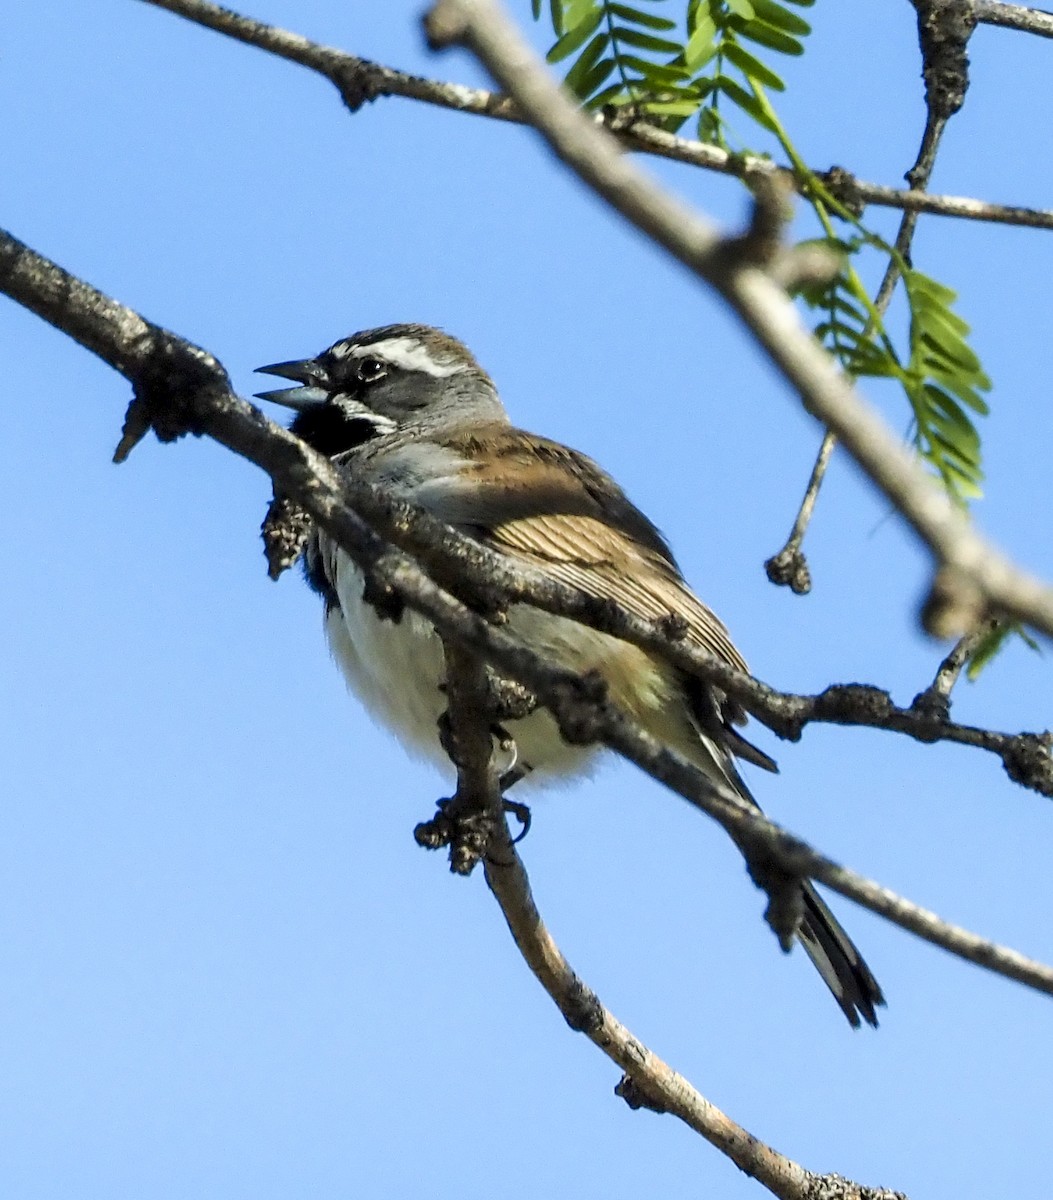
[321,540,601,783]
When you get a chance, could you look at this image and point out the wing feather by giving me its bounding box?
[422,425,761,731]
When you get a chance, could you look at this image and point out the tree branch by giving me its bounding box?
[4,225,1052,997]
[435,649,905,1200]
[135,0,1053,233]
[977,0,1053,37]
[421,0,1053,645]
[767,0,974,591]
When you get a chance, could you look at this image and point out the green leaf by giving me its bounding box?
[610,25,683,54]
[697,105,726,144]
[607,3,677,30]
[924,370,991,414]
[906,270,957,306]
[578,61,619,102]
[532,0,542,20]
[642,97,705,115]
[563,32,614,96]
[684,16,718,71]
[919,331,983,376]
[913,298,970,339]
[619,53,691,80]
[829,295,868,324]
[712,74,778,130]
[726,0,756,17]
[588,81,629,106]
[966,622,1041,680]
[547,6,604,62]
[734,18,804,55]
[924,383,981,437]
[723,39,786,90]
[748,0,812,35]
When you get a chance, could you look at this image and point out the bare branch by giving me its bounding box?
[135,0,1053,233]
[977,1,1053,37]
[765,429,836,596]
[420,0,1053,643]
[768,0,973,591]
[435,652,904,1200]
[5,226,1053,998]
[912,618,1002,716]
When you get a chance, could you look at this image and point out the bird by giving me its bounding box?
[256,322,884,1028]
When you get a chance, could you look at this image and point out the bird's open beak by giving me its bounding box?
[254,359,330,410]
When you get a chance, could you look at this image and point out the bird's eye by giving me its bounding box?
[356,356,387,383]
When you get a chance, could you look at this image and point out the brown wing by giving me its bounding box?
[428,426,774,770]
[490,510,749,673]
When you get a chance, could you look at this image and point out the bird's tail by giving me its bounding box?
[683,723,885,1027]
[797,881,884,1027]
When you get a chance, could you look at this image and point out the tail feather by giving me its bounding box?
[676,711,886,1028]
[798,882,885,1028]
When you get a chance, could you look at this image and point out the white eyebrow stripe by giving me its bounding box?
[351,337,469,378]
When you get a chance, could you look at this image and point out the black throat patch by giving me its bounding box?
[290,406,383,458]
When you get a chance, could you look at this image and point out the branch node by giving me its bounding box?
[615,1073,668,1114]
[1001,732,1053,797]
[819,165,866,217]
[561,977,604,1035]
[261,493,312,580]
[332,58,381,112]
[414,801,457,851]
[413,797,494,875]
[112,395,154,463]
[814,683,894,723]
[747,851,805,951]
[113,341,229,460]
[765,544,812,594]
[911,0,978,124]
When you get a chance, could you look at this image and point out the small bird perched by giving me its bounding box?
[257,323,884,1028]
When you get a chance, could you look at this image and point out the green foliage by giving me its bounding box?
[527,5,1029,661]
[530,2,994,508]
[902,269,990,501]
[966,622,1041,680]
[533,1,813,132]
[525,6,1040,668]
[794,247,990,503]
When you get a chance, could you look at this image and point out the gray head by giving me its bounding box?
[256,323,507,457]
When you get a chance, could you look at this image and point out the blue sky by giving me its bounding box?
[2,2,1052,1197]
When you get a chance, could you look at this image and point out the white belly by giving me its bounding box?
[324,550,600,783]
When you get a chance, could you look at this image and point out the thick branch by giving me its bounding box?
[136,0,1053,233]
[423,0,1053,644]
[5,227,1053,999]
[6,219,1046,792]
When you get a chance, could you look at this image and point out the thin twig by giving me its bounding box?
[764,429,836,595]
[135,0,1053,233]
[766,0,974,591]
[912,617,1002,716]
